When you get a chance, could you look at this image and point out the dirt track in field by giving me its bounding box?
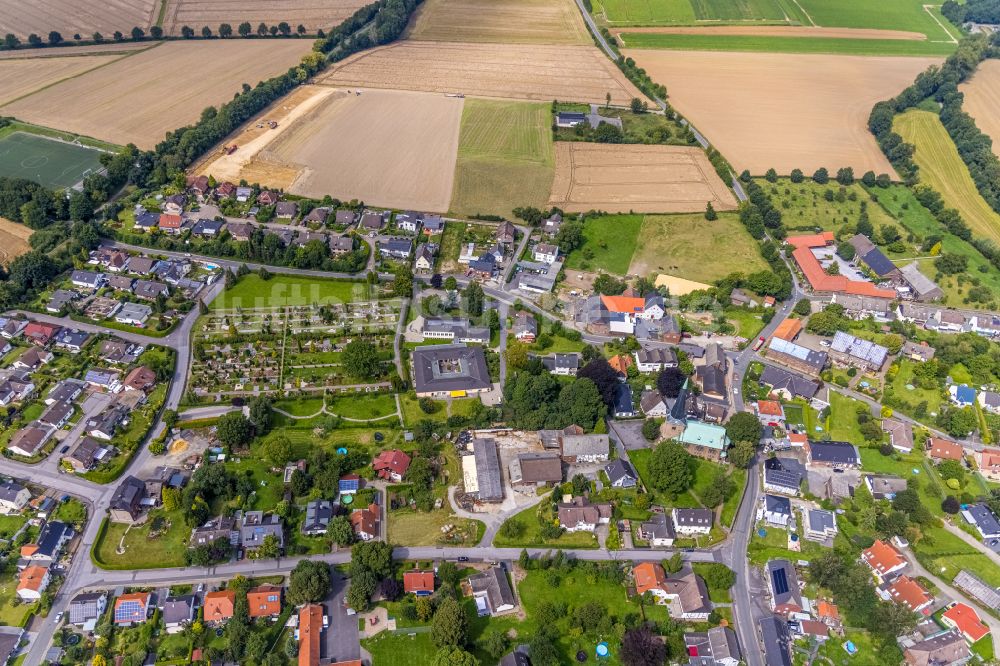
[613,26,927,40]
[255,89,464,212]
[548,143,737,213]
[318,41,645,105]
[0,0,158,40]
[0,53,126,106]
[960,59,1000,159]
[405,0,590,44]
[161,0,368,35]
[1,40,313,149]
[624,49,942,175]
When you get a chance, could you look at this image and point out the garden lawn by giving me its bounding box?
[563,214,643,275]
[493,499,600,549]
[628,447,703,508]
[530,333,586,354]
[0,513,27,539]
[326,393,399,421]
[400,393,446,426]
[387,507,484,546]
[209,274,376,309]
[724,307,766,340]
[92,509,189,569]
[363,632,438,666]
[815,628,892,666]
[759,178,905,240]
[720,466,747,528]
[0,583,32,626]
[628,212,768,284]
[886,359,944,420]
[273,397,325,417]
[827,391,868,444]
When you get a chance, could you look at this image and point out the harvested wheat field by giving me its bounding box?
[623,49,941,175]
[162,0,368,35]
[0,0,157,40]
[0,54,127,106]
[613,26,927,40]
[0,42,152,60]
[960,60,1000,159]
[549,143,737,214]
[319,42,644,105]
[0,217,33,266]
[191,85,336,184]
[258,89,464,211]
[1,40,313,148]
[406,0,590,44]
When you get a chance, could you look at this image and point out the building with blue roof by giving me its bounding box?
[339,474,361,494]
[951,384,977,407]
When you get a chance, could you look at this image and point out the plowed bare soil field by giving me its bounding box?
[549,143,737,213]
[0,53,126,106]
[0,0,158,40]
[1,40,313,148]
[161,0,369,35]
[623,49,941,175]
[318,41,645,105]
[257,89,464,212]
[960,59,1000,159]
[406,0,590,44]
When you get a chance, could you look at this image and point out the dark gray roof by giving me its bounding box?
[473,439,503,501]
[965,503,1000,536]
[162,595,195,626]
[110,476,145,513]
[685,626,741,666]
[860,247,897,277]
[809,441,859,465]
[673,508,713,529]
[469,566,515,611]
[640,513,675,540]
[767,560,801,611]
[614,382,633,415]
[0,481,26,503]
[412,344,491,394]
[807,509,836,534]
[764,494,791,516]
[759,365,820,399]
[604,459,637,486]
[36,520,72,558]
[764,457,805,491]
[302,500,333,533]
[759,616,793,666]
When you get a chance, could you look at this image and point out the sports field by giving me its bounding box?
[406,0,590,44]
[0,131,105,189]
[628,212,768,283]
[624,49,940,175]
[449,99,555,219]
[894,109,1000,244]
[959,59,1000,159]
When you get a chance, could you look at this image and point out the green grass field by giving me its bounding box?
[563,214,644,274]
[596,0,805,24]
[759,178,906,240]
[209,275,377,309]
[894,109,1000,245]
[326,393,399,421]
[797,0,957,40]
[869,184,1000,309]
[619,33,954,56]
[0,130,106,189]
[627,212,769,283]
[449,99,554,219]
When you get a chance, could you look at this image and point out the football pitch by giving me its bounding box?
[0,131,105,189]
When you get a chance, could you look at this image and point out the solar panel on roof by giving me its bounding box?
[772,567,789,596]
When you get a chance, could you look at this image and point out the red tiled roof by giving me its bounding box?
[861,540,906,576]
[887,576,932,612]
[203,590,235,623]
[633,562,666,595]
[757,400,784,417]
[799,620,829,637]
[403,571,435,594]
[817,600,839,620]
[247,584,282,618]
[373,449,411,478]
[18,565,47,593]
[609,354,633,374]
[788,234,895,299]
[158,214,182,229]
[299,604,323,666]
[928,438,963,461]
[979,448,1000,469]
[942,603,989,643]
[773,318,802,341]
[601,295,645,314]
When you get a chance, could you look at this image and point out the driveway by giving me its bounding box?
[608,419,650,452]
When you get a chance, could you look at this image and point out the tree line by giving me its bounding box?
[2,22,319,50]
[942,0,1000,25]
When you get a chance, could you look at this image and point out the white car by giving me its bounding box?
[54,611,64,624]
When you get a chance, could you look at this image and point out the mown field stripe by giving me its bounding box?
[617,32,955,55]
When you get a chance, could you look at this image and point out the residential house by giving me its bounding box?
[805,509,838,542]
[759,616,793,666]
[350,503,380,541]
[0,317,28,339]
[69,592,107,631]
[542,352,580,376]
[226,221,254,242]
[123,366,156,393]
[64,436,114,473]
[640,390,668,417]
[950,384,977,408]
[614,382,635,417]
[17,565,50,601]
[767,559,803,615]
[162,193,186,214]
[673,508,713,535]
[903,629,970,666]
[189,516,237,548]
[634,346,678,373]
[977,448,1000,481]
[861,539,907,583]
[0,482,30,514]
[512,312,537,342]
[360,211,388,233]
[865,475,908,500]
[87,404,127,439]
[113,592,151,625]
[759,494,792,527]
[421,215,444,235]
[508,452,562,486]
[203,590,236,625]
[0,372,35,406]
[979,390,1000,415]
[162,595,196,633]
[373,449,411,482]
[533,243,558,264]
[240,511,284,554]
[561,434,609,463]
[215,181,236,199]
[192,218,225,237]
[158,214,183,233]
[247,584,282,619]
[684,626,742,666]
[133,279,170,301]
[766,337,828,377]
[297,603,323,666]
[71,270,106,290]
[633,563,711,620]
[23,321,61,347]
[411,344,492,397]
[902,340,936,363]
[755,400,785,426]
[557,496,612,532]
[759,365,821,400]
[805,440,860,468]
[403,571,435,597]
[339,474,361,495]
[730,288,757,307]
[125,256,156,276]
[109,476,147,524]
[13,347,50,371]
[882,576,933,613]
[591,293,665,335]
[99,340,142,365]
[46,289,77,313]
[301,500,333,535]
[604,459,638,488]
[961,503,1000,539]
[794,620,830,642]
[395,211,422,233]
[883,418,914,453]
[20,521,73,565]
[8,424,53,458]
[39,400,72,429]
[115,302,152,327]
[928,437,964,462]
[45,379,84,407]
[469,566,517,616]
[133,211,159,232]
[640,513,676,547]
[542,212,562,235]
[830,331,889,371]
[899,262,944,302]
[941,603,990,643]
[378,238,413,259]
[275,201,298,220]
